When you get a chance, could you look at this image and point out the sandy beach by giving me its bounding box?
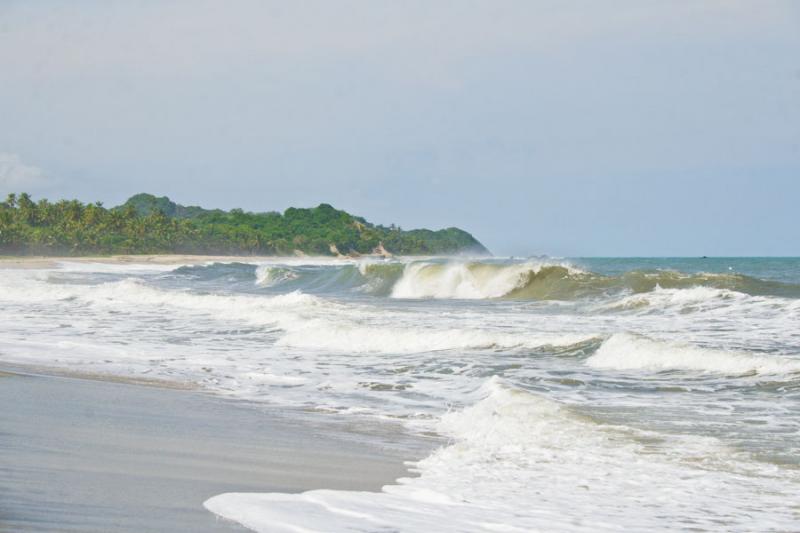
[0,368,432,533]
[0,255,289,269]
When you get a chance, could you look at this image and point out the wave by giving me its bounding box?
[163,260,800,304]
[390,261,585,299]
[355,262,406,295]
[254,265,299,287]
[205,378,800,532]
[587,333,800,376]
[0,273,325,323]
[2,271,600,356]
[389,261,800,301]
[56,261,181,273]
[598,285,745,312]
[169,261,406,295]
[616,269,800,298]
[171,262,258,283]
[277,322,598,354]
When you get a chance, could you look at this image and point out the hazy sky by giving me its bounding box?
[1,1,798,256]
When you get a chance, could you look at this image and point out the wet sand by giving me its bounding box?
[0,369,431,532]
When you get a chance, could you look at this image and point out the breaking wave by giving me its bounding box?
[254,265,300,287]
[598,285,745,312]
[163,260,800,304]
[390,261,585,299]
[1,271,603,356]
[390,262,800,301]
[588,333,800,376]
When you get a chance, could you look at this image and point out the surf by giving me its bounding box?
[205,377,800,532]
[587,333,800,376]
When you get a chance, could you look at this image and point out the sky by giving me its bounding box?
[0,1,798,256]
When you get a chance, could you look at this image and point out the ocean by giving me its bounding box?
[2,256,799,531]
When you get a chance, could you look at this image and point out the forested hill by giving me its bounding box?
[0,193,489,257]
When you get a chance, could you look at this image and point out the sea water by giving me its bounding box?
[1,257,798,531]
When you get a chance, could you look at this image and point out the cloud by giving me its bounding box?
[0,153,50,192]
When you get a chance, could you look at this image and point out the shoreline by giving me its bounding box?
[0,362,199,390]
[0,252,483,270]
[0,254,318,269]
[0,367,436,532]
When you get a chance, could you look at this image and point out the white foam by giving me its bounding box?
[241,371,309,386]
[600,285,800,317]
[587,333,800,375]
[0,272,591,355]
[600,285,750,312]
[277,321,596,354]
[0,273,324,327]
[206,378,800,532]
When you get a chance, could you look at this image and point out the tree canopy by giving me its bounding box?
[0,193,489,256]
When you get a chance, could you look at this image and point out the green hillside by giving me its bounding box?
[0,192,489,256]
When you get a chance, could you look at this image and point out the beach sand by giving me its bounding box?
[0,369,432,532]
[0,255,287,269]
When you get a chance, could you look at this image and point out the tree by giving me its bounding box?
[0,192,488,257]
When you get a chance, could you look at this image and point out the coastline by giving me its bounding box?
[0,252,482,270]
[0,254,302,269]
[0,368,435,533]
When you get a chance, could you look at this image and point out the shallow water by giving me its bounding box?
[1,256,799,531]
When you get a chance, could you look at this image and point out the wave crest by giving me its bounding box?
[162,260,800,304]
[390,261,584,299]
[254,265,299,287]
[388,261,800,301]
[587,333,800,376]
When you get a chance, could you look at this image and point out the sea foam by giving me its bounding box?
[277,321,597,354]
[588,333,800,376]
[206,378,800,532]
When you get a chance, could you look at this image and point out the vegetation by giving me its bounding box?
[0,193,488,256]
